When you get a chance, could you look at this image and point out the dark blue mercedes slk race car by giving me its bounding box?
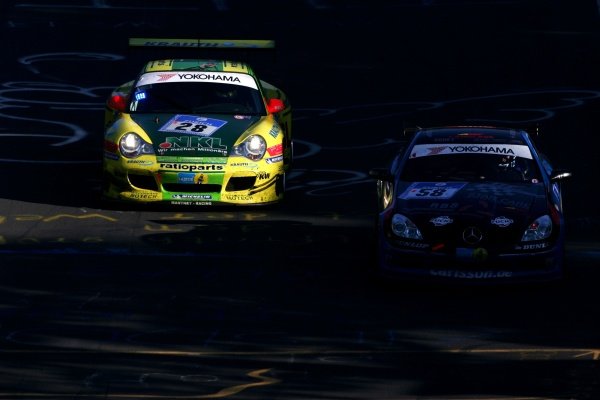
[369,126,572,284]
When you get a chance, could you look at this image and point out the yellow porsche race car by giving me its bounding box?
[102,55,292,207]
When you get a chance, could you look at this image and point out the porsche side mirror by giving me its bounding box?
[107,94,128,112]
[266,98,285,114]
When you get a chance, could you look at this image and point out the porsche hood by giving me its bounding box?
[131,113,262,157]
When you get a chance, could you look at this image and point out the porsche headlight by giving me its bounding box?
[119,132,154,158]
[231,134,266,161]
[391,214,423,240]
[521,214,552,241]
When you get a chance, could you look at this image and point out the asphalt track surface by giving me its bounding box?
[1,1,600,399]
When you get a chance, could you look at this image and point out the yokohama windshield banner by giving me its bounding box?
[136,71,259,89]
[410,143,533,159]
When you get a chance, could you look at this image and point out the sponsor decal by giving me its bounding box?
[126,159,154,166]
[155,60,173,67]
[170,201,212,206]
[265,155,283,164]
[178,173,195,183]
[466,193,530,210]
[267,143,283,156]
[159,115,227,136]
[429,202,459,209]
[158,136,227,155]
[473,247,488,261]
[516,242,550,250]
[396,241,429,249]
[160,163,223,171]
[146,60,173,69]
[156,73,176,82]
[137,71,259,89]
[231,162,257,168]
[268,125,280,139]
[223,194,253,201]
[172,194,212,199]
[430,216,453,226]
[128,192,161,200]
[177,173,208,184]
[199,62,217,69]
[491,216,513,227]
[194,174,208,184]
[552,183,560,199]
[410,144,533,159]
[176,73,239,82]
[421,146,447,156]
[430,270,513,279]
[456,246,488,261]
[256,171,270,180]
[399,182,466,200]
[157,156,226,163]
[432,243,445,251]
[130,38,274,49]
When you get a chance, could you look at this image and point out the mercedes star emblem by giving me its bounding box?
[462,226,483,245]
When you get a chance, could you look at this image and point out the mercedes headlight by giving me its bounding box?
[391,214,423,240]
[521,214,552,241]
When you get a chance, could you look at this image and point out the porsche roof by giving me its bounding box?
[140,59,255,75]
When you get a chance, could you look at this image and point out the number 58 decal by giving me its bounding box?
[400,182,466,200]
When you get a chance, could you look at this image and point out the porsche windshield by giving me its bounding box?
[128,82,266,115]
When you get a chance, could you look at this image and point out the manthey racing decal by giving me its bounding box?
[159,115,227,136]
[410,143,533,159]
[399,182,467,200]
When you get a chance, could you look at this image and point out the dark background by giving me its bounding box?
[1,1,600,399]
